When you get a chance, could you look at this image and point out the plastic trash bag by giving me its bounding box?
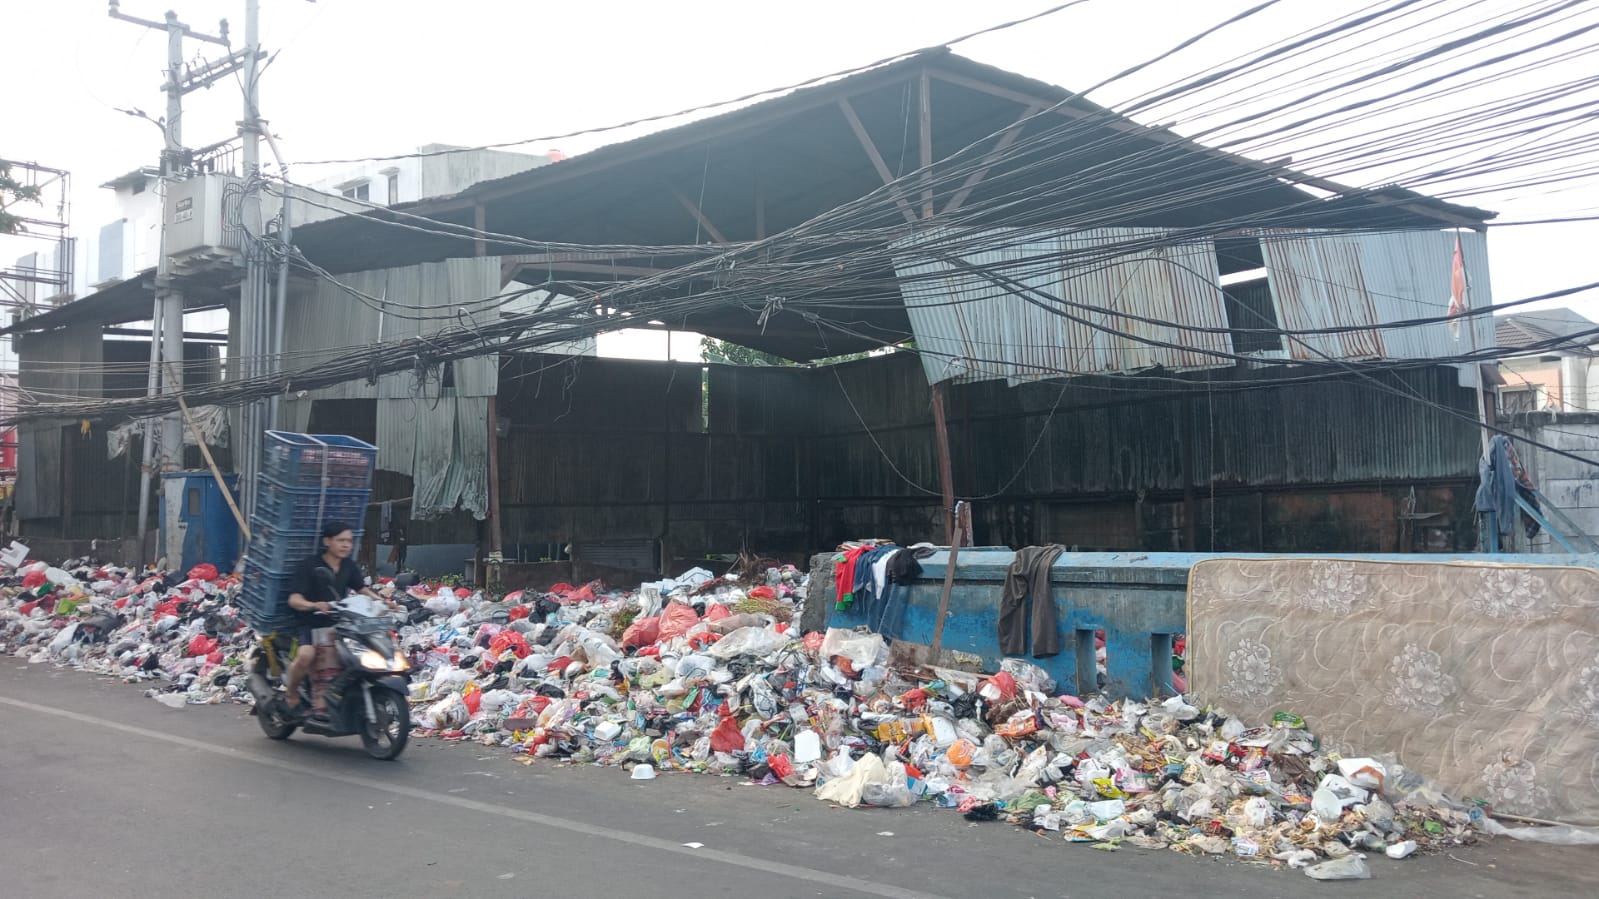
[999,659,1056,695]
[819,628,887,670]
[1304,857,1371,881]
[816,753,888,808]
[707,626,789,660]
[1479,817,1599,844]
[657,601,702,641]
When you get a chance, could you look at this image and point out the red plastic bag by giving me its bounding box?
[980,671,1018,703]
[546,655,573,674]
[21,570,47,590]
[187,635,218,657]
[622,616,661,649]
[187,563,219,582]
[748,585,777,601]
[549,582,577,595]
[206,649,224,665]
[18,600,38,617]
[704,603,732,622]
[490,631,531,659]
[768,754,795,779]
[657,601,700,641]
[454,587,471,599]
[688,632,720,650]
[507,605,530,621]
[462,683,482,715]
[503,591,525,605]
[803,631,826,653]
[568,584,597,603]
[154,600,180,620]
[710,714,747,754]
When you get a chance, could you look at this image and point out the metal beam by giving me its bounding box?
[919,70,934,220]
[927,69,1488,230]
[942,103,1043,216]
[837,98,918,225]
[666,184,728,244]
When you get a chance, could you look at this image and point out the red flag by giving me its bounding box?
[1448,234,1469,340]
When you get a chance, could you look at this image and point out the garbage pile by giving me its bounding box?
[3,556,1492,878]
[0,559,260,707]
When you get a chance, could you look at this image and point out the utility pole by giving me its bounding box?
[109,1,238,564]
[238,0,265,523]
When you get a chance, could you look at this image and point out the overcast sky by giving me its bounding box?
[6,0,1597,346]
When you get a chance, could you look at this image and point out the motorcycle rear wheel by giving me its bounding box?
[258,701,297,740]
[361,687,410,760]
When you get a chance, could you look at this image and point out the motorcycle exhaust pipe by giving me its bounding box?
[247,673,274,706]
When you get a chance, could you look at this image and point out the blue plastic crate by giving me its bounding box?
[237,560,297,633]
[255,482,370,532]
[245,522,365,573]
[262,431,377,491]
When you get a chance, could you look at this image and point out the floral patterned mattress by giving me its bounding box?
[1188,557,1599,826]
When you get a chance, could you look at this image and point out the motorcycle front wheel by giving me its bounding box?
[361,687,410,760]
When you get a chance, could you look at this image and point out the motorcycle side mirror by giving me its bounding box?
[393,572,419,590]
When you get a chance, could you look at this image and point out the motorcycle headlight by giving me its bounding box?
[389,654,411,672]
[359,649,388,671]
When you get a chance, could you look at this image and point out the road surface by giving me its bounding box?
[1,661,1593,898]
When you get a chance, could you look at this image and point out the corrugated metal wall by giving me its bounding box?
[1258,229,1492,361]
[895,226,1495,387]
[894,226,1231,385]
[281,257,502,518]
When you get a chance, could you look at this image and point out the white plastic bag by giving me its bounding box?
[1479,817,1599,845]
[815,753,888,808]
[819,628,887,669]
[707,626,789,660]
[999,658,1057,695]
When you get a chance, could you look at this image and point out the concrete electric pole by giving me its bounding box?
[108,1,242,564]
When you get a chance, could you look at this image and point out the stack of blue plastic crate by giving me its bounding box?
[237,432,378,633]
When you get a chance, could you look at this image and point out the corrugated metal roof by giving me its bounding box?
[893,226,1229,385]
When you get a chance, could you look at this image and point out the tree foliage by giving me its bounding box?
[0,161,44,236]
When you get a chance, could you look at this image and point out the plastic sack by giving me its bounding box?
[999,659,1056,695]
[657,601,701,641]
[710,714,747,754]
[462,682,482,715]
[49,622,79,654]
[490,630,531,659]
[704,603,732,622]
[819,628,887,670]
[1479,817,1599,844]
[187,634,218,657]
[815,753,888,808]
[1304,857,1371,881]
[979,672,1018,703]
[622,616,661,649]
[707,626,789,660]
[187,563,220,582]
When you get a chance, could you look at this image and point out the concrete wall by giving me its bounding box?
[1507,411,1599,549]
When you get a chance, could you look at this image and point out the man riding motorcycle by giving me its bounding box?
[283,520,397,719]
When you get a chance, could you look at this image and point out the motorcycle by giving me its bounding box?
[246,570,419,760]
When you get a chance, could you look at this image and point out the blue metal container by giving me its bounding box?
[159,472,242,574]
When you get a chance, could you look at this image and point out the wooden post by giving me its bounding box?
[1180,397,1196,551]
[173,385,251,542]
[486,394,504,588]
[931,382,957,544]
[930,500,967,658]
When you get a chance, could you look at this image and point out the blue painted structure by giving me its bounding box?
[827,549,1599,699]
[159,472,242,574]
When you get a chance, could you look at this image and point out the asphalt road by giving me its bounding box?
[2,661,1595,899]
